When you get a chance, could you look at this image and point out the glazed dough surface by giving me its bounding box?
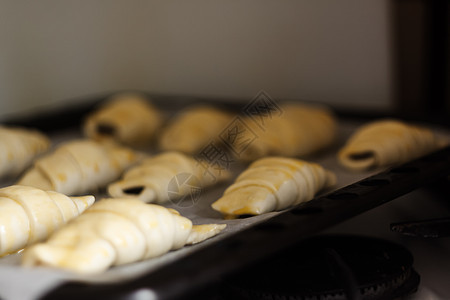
[108,151,231,203]
[0,126,50,178]
[226,102,337,161]
[211,157,336,216]
[22,198,226,274]
[0,185,94,256]
[17,139,140,195]
[158,105,233,155]
[338,119,445,171]
[83,93,163,147]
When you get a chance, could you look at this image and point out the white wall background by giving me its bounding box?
[0,0,393,120]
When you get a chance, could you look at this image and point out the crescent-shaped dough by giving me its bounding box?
[17,139,140,195]
[338,119,444,171]
[22,198,226,274]
[158,105,233,155]
[229,102,337,161]
[83,93,163,147]
[0,185,94,256]
[108,151,231,203]
[211,157,336,217]
[0,126,50,178]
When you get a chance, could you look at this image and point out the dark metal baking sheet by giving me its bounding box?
[37,145,450,300]
[0,94,448,300]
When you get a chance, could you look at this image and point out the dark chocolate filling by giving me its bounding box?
[348,151,374,160]
[123,186,145,195]
[96,123,116,136]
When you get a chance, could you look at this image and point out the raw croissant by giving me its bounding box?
[0,185,94,256]
[338,119,445,171]
[0,126,50,178]
[17,139,140,195]
[108,151,231,203]
[211,157,336,217]
[83,92,163,147]
[22,198,226,274]
[158,105,233,155]
[227,102,337,161]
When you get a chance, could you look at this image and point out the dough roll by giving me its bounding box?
[0,126,50,178]
[108,151,231,203]
[17,139,140,195]
[158,105,233,155]
[228,102,337,161]
[22,198,226,274]
[338,119,445,171]
[212,157,336,217]
[83,92,163,147]
[0,185,94,256]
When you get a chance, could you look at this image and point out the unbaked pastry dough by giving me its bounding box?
[17,139,140,195]
[338,119,445,171]
[158,105,233,155]
[22,198,226,274]
[83,92,163,147]
[228,102,337,161]
[0,126,50,178]
[108,151,231,203]
[0,185,94,256]
[211,157,336,217]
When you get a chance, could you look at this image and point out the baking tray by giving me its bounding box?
[0,93,449,300]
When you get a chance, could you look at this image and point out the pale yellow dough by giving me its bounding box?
[17,139,140,195]
[158,105,233,155]
[211,157,336,217]
[226,102,337,161]
[108,151,231,203]
[338,119,444,171]
[22,198,226,274]
[83,92,163,147]
[0,185,94,256]
[0,126,50,178]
